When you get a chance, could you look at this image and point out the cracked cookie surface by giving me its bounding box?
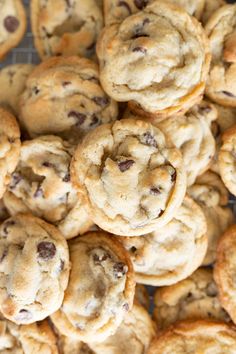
[0,213,70,324]
[51,231,135,342]
[71,119,186,236]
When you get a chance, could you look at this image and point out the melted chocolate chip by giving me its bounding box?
[34,186,44,198]
[150,187,161,195]
[143,132,157,148]
[171,170,176,182]
[130,246,137,253]
[158,209,164,217]
[3,220,15,236]
[17,309,32,322]
[42,161,54,168]
[4,16,19,33]
[123,303,129,311]
[118,1,132,14]
[62,81,71,87]
[131,32,149,40]
[37,242,56,260]
[33,87,40,95]
[132,46,147,54]
[90,114,99,127]
[134,0,148,9]
[0,248,7,263]
[63,173,70,182]
[118,159,135,172]
[9,173,22,189]
[92,96,109,107]
[113,262,128,278]
[222,91,235,97]
[68,111,86,126]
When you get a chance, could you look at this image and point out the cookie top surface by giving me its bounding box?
[71,119,186,236]
[214,225,236,325]
[0,0,26,60]
[0,213,70,324]
[51,231,135,342]
[4,135,92,239]
[154,268,230,329]
[119,196,207,286]
[0,107,21,199]
[205,4,236,106]
[147,320,236,353]
[19,56,118,140]
[97,1,210,116]
[31,0,103,59]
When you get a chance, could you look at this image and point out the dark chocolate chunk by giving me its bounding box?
[92,96,109,107]
[33,87,40,95]
[132,46,147,54]
[118,1,132,14]
[131,32,149,40]
[17,309,32,322]
[37,242,56,260]
[90,114,100,127]
[42,162,54,168]
[4,16,19,33]
[68,111,86,126]
[222,91,235,97]
[158,209,164,217]
[62,81,71,87]
[123,303,129,311]
[63,173,70,182]
[130,246,137,253]
[113,262,128,278]
[143,132,157,148]
[150,187,161,195]
[134,0,148,9]
[118,159,135,172]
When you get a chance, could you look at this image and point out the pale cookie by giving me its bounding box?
[3,135,93,239]
[118,196,207,286]
[0,64,34,116]
[19,56,118,140]
[153,268,230,330]
[0,0,26,60]
[214,225,236,325]
[97,1,211,120]
[0,318,58,353]
[0,213,70,324]
[104,0,205,26]
[147,320,236,354]
[89,303,156,354]
[0,107,20,199]
[205,4,236,106]
[188,171,233,266]
[219,125,236,196]
[51,231,135,342]
[31,0,103,59]
[71,119,186,236]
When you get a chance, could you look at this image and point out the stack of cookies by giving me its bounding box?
[0,0,236,353]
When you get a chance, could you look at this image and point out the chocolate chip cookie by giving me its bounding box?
[31,0,103,59]
[51,231,135,342]
[19,56,118,141]
[3,135,93,239]
[0,107,21,199]
[205,4,236,106]
[97,1,211,120]
[188,171,233,266]
[71,119,186,236]
[0,214,70,324]
[118,196,207,286]
[0,0,26,60]
[153,268,229,330]
[0,64,34,115]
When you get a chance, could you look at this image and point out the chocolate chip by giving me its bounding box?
[158,209,164,217]
[150,187,161,195]
[171,170,176,182]
[3,220,15,236]
[134,0,148,9]
[55,52,62,56]
[0,248,7,263]
[8,137,15,143]
[118,159,135,172]
[90,114,100,127]
[132,46,147,54]
[113,262,128,278]
[60,260,65,271]
[123,303,129,311]
[130,246,137,253]
[68,111,86,126]
[199,105,211,114]
[118,1,131,14]
[222,91,235,97]
[93,252,111,265]
[143,132,157,148]
[16,309,32,322]
[37,242,56,260]
[62,81,71,87]
[143,18,150,25]
[92,96,109,107]
[63,173,70,182]
[42,162,54,168]
[131,32,149,40]
[34,186,44,198]
[33,87,40,95]
[9,173,22,190]
[4,16,19,33]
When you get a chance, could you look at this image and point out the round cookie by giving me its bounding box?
[218,125,236,196]
[31,0,103,59]
[0,0,26,60]
[153,268,230,330]
[0,107,21,199]
[0,318,58,353]
[19,56,118,140]
[89,303,156,354]
[147,320,236,354]
[51,231,135,342]
[118,196,207,286]
[0,64,34,116]
[188,171,234,266]
[205,4,236,106]
[214,225,236,325]
[3,135,93,239]
[97,1,211,120]
[0,213,70,324]
[71,119,186,236]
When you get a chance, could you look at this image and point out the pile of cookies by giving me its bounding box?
[0,0,236,353]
